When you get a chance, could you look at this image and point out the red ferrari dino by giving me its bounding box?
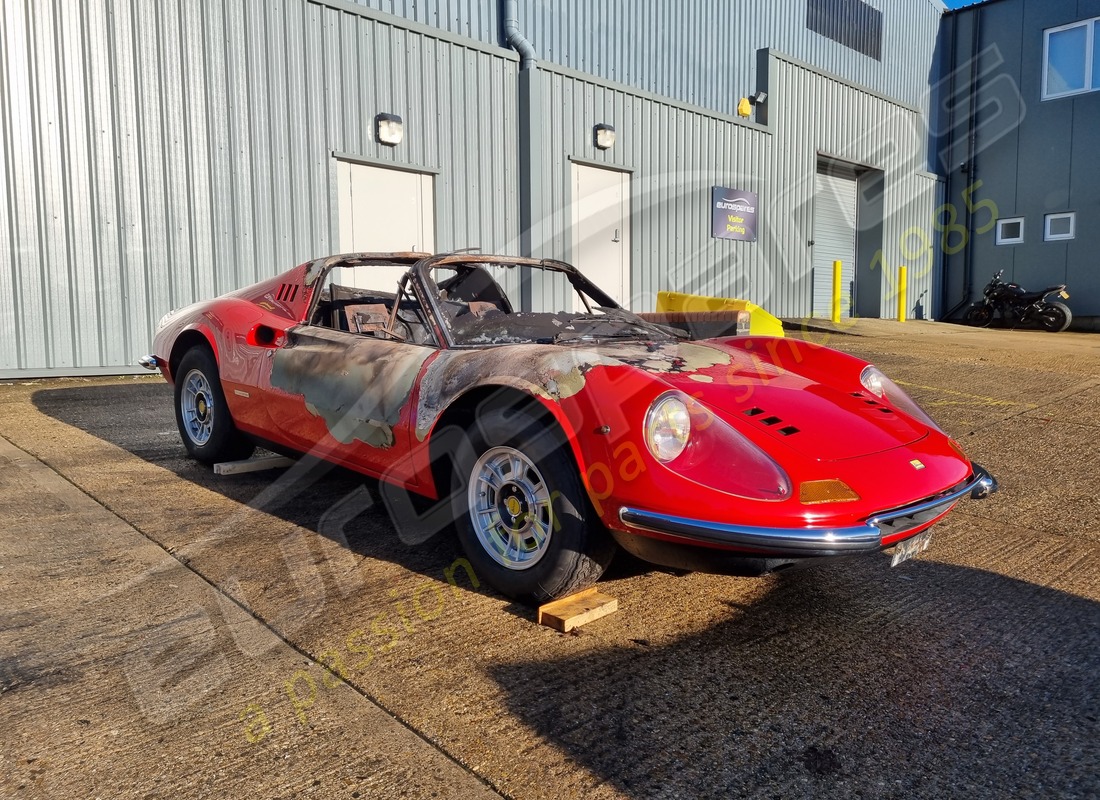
[143,252,996,602]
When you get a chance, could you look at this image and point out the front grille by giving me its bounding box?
[871,479,970,537]
[874,500,956,537]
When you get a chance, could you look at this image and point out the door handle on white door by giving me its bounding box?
[612,228,620,243]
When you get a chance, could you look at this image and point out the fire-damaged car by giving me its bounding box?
[142,252,997,602]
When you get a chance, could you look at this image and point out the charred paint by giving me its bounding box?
[413,346,593,441]
[271,332,432,448]
[413,340,733,441]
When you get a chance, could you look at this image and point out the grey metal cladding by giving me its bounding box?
[807,0,884,61]
[531,53,938,321]
[1,0,944,375]
[0,0,518,375]
[339,0,500,42]
[342,0,940,113]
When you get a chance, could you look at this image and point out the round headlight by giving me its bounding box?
[860,365,885,397]
[645,394,691,462]
[860,364,943,432]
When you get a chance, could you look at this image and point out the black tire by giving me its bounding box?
[1037,301,1072,333]
[173,346,255,464]
[450,405,616,604]
[964,304,994,327]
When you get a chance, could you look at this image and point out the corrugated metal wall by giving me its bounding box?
[529,65,772,314]
[0,0,519,376]
[530,53,940,319]
[346,0,944,113]
[341,0,500,43]
[2,0,944,375]
[765,53,941,318]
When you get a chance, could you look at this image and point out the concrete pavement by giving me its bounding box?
[1,319,1098,798]
[0,434,499,799]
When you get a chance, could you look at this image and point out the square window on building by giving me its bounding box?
[1043,19,1100,98]
[1044,212,1076,241]
[996,218,1025,245]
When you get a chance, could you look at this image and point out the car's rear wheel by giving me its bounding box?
[174,346,255,464]
[451,406,615,603]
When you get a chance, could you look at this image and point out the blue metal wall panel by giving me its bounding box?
[943,0,1100,322]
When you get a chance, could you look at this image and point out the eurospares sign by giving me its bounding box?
[711,187,758,242]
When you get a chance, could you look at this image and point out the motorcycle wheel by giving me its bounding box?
[964,304,994,327]
[1037,301,1072,333]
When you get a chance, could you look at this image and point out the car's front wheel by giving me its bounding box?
[174,346,255,464]
[451,406,615,604]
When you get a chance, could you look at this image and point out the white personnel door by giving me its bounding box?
[336,161,435,290]
[571,163,631,308]
[812,171,858,318]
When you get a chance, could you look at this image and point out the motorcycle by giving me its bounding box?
[964,270,1073,332]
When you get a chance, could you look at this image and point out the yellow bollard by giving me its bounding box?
[831,260,842,323]
[897,265,907,322]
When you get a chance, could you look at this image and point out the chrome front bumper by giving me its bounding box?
[617,463,998,559]
[138,354,160,371]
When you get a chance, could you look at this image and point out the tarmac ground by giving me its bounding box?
[1,318,1097,799]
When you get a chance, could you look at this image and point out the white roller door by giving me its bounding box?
[812,171,858,318]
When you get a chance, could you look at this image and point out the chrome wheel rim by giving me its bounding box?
[181,369,215,446]
[468,446,553,570]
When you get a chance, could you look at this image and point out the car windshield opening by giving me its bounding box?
[425,260,682,346]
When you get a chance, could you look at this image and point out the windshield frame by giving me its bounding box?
[411,253,676,349]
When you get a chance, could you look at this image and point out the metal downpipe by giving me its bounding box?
[503,0,536,69]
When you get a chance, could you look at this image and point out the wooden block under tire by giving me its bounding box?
[537,588,618,632]
[213,455,295,475]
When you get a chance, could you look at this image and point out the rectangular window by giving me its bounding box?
[1094,20,1100,88]
[1044,212,1076,241]
[996,218,1024,245]
[1043,18,1100,99]
[806,0,883,61]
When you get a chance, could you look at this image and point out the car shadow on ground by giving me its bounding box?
[28,382,659,616]
[488,558,1099,798]
[28,383,1100,798]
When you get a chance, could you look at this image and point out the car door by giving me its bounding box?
[264,317,437,484]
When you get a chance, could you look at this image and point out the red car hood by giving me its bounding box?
[592,339,929,462]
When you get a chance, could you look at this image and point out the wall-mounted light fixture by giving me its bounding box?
[375,113,404,146]
[738,92,768,118]
[594,123,616,150]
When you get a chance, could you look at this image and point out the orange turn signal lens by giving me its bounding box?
[799,479,861,504]
[948,438,968,460]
